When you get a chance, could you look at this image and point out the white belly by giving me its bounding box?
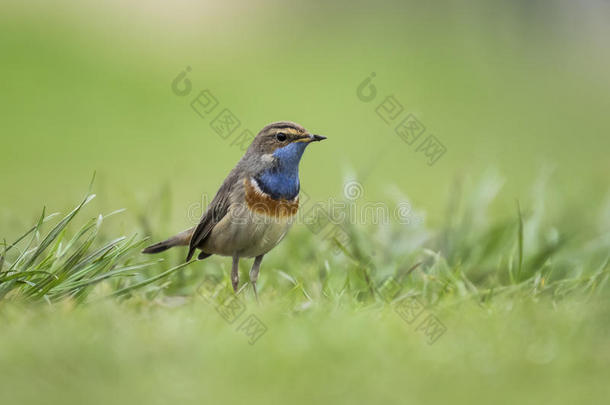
[202,204,295,258]
[238,210,294,257]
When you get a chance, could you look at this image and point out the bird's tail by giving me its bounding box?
[142,228,194,254]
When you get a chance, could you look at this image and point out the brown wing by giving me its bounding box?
[186,171,238,261]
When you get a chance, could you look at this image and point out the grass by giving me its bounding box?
[1,2,610,403]
[0,190,193,304]
[1,177,609,405]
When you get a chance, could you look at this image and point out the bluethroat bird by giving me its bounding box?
[142,121,326,298]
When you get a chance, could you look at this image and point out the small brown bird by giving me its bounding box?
[143,121,326,298]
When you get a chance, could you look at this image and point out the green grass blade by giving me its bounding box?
[516,200,524,282]
[108,261,194,298]
[22,194,95,271]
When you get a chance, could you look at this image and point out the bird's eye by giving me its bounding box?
[275,132,287,142]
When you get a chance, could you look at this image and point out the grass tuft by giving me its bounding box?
[0,190,181,304]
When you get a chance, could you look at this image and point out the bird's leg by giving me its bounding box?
[231,255,240,292]
[249,255,264,302]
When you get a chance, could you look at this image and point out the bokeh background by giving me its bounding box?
[2,2,610,405]
[2,0,609,235]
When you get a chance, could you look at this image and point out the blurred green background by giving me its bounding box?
[2,0,609,235]
[2,2,610,405]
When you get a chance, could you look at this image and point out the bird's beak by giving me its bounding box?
[295,133,327,143]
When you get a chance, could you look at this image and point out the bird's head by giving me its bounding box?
[247,121,326,168]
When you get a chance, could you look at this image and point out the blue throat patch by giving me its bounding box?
[256,142,308,200]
